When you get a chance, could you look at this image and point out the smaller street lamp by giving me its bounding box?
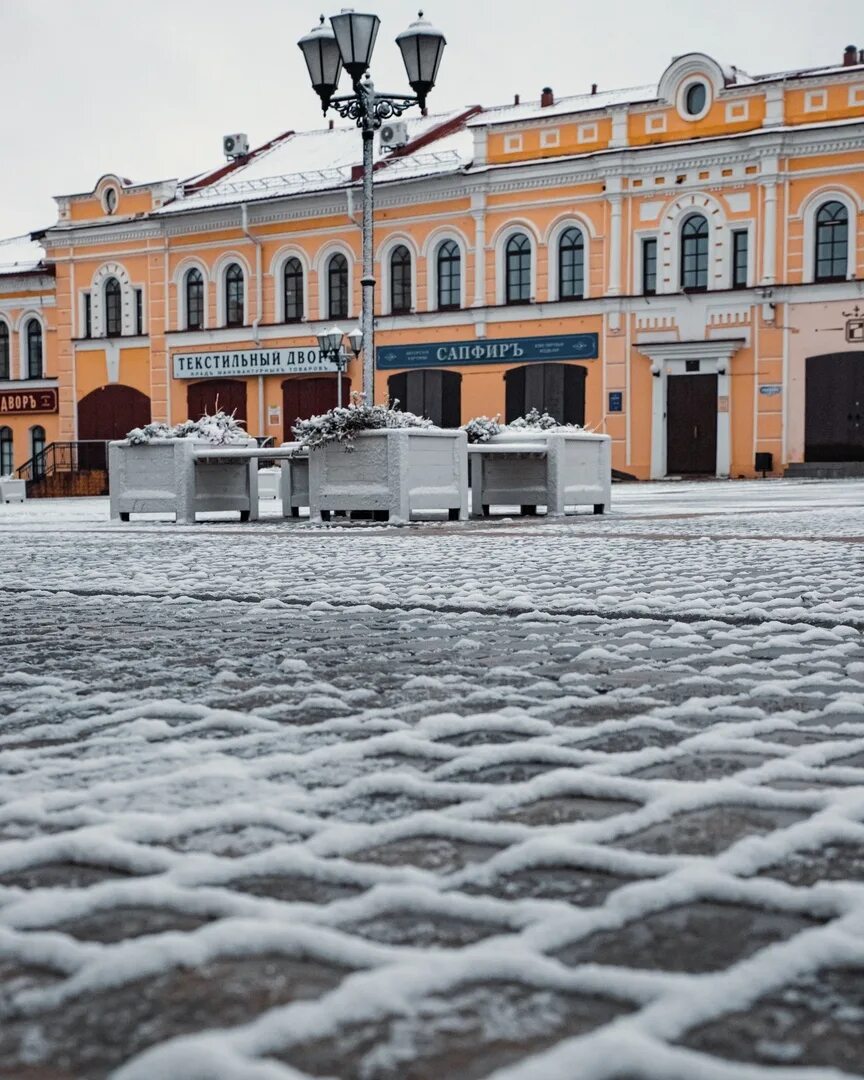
[317,325,363,405]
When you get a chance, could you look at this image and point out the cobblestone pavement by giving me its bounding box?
[0,480,863,1079]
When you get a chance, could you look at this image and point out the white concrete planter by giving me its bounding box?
[109,438,259,523]
[278,444,309,518]
[470,429,611,517]
[307,428,468,524]
[0,478,26,503]
[257,467,280,500]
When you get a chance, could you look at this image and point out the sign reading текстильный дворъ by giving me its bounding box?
[376,334,599,370]
[172,349,334,379]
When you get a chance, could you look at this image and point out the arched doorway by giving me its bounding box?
[282,376,349,441]
[505,363,586,425]
[78,385,152,470]
[805,353,864,461]
[387,369,462,427]
[186,379,247,425]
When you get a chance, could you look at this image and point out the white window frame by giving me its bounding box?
[175,261,210,331]
[270,248,309,324]
[546,218,593,301]
[804,90,828,113]
[493,223,538,306]
[802,190,858,283]
[315,244,355,322]
[214,253,251,328]
[503,133,523,154]
[424,231,468,313]
[540,128,560,149]
[645,113,667,134]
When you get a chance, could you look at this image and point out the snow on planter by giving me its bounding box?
[109,437,259,524]
[307,428,468,524]
[469,428,612,517]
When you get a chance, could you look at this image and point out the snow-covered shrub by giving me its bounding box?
[508,407,580,430]
[292,400,433,451]
[125,410,249,446]
[462,416,502,443]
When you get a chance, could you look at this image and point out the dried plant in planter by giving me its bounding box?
[461,416,502,443]
[508,407,584,431]
[291,400,433,452]
[126,410,249,446]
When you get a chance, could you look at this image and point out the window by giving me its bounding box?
[26,320,43,379]
[185,268,204,330]
[0,323,8,380]
[436,240,461,310]
[815,201,849,282]
[283,258,303,322]
[30,426,46,478]
[642,238,658,295]
[327,253,349,319]
[558,227,585,300]
[104,277,122,336]
[685,82,708,116]
[0,427,12,475]
[83,293,92,338]
[225,263,245,326]
[103,187,118,214]
[390,245,412,314]
[732,230,749,288]
[505,233,531,304]
[681,214,709,291]
[135,289,144,336]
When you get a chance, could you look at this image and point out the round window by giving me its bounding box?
[104,188,117,214]
[685,82,708,116]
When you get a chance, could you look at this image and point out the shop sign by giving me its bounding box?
[843,305,864,343]
[172,348,332,379]
[0,388,58,415]
[608,391,623,413]
[376,333,599,370]
[759,384,782,396]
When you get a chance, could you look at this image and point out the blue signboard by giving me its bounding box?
[376,333,599,370]
[608,391,623,413]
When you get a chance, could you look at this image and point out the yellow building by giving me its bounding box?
[4,46,864,487]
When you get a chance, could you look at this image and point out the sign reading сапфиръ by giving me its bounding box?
[172,348,332,380]
[376,333,599,370]
[0,388,58,415]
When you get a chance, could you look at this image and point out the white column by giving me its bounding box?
[472,193,486,308]
[607,182,623,296]
[650,368,666,479]
[761,181,777,285]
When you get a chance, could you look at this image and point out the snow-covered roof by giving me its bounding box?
[0,234,46,276]
[159,109,476,216]
[470,85,658,127]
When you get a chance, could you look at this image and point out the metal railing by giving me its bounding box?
[16,440,110,483]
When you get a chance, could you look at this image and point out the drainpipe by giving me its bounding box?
[346,187,362,230]
[241,203,263,344]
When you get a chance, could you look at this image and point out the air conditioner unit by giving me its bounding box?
[223,133,249,160]
[379,121,409,151]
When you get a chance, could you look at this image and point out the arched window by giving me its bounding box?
[436,240,461,310]
[681,214,709,291]
[30,425,46,477]
[26,320,43,379]
[558,227,585,300]
[0,427,12,475]
[328,253,349,319]
[283,258,304,322]
[390,245,412,314]
[815,201,849,282]
[0,322,9,380]
[185,268,204,330]
[225,263,245,326]
[505,233,531,304]
[104,277,122,336]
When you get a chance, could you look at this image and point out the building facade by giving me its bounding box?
[3,46,864,482]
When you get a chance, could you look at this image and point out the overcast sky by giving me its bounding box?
[2,0,862,239]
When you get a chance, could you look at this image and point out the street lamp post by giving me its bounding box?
[317,325,363,406]
[299,10,446,405]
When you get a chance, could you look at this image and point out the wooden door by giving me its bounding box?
[666,374,718,474]
[805,353,864,461]
[505,363,586,424]
[186,379,247,425]
[387,369,462,426]
[78,385,152,470]
[282,377,349,441]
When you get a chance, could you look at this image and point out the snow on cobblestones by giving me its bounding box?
[0,480,863,1078]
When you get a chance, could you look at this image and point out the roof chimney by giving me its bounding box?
[514,93,520,105]
[540,86,554,107]
[328,119,334,130]
[591,83,598,95]
[843,44,858,66]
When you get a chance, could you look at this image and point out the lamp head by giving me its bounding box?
[346,327,363,356]
[298,16,343,112]
[330,9,381,83]
[317,325,345,355]
[396,10,446,110]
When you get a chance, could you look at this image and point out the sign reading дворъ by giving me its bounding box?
[172,348,332,379]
